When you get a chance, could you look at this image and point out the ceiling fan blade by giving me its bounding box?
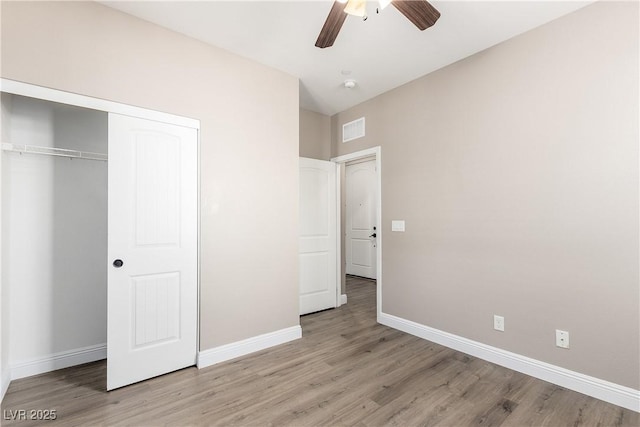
[392,0,440,31]
[315,1,348,48]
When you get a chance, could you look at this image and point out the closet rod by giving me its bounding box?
[1,142,108,162]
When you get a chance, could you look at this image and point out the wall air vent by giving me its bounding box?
[342,117,365,143]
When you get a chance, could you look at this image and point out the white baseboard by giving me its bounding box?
[10,343,106,381]
[197,325,302,369]
[379,313,640,412]
[341,294,347,305]
[1,364,10,402]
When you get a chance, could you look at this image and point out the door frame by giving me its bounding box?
[331,147,382,320]
[0,79,198,128]
[0,78,201,380]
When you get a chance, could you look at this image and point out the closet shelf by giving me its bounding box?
[1,142,108,161]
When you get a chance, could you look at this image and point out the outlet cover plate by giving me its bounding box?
[556,329,570,348]
[493,315,505,332]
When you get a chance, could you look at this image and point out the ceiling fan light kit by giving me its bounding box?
[343,0,367,17]
[378,0,392,10]
[315,0,441,49]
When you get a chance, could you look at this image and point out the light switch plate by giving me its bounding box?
[392,220,405,232]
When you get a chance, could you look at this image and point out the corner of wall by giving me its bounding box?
[197,325,302,369]
[329,114,340,159]
[1,365,10,402]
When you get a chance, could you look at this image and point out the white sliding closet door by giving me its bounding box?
[107,113,198,390]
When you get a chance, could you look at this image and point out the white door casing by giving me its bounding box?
[299,157,338,315]
[107,113,198,390]
[346,159,377,279]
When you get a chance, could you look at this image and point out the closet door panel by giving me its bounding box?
[133,133,180,246]
[107,113,197,391]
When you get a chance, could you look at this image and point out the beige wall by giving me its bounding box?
[1,1,300,351]
[332,1,639,389]
[299,108,331,160]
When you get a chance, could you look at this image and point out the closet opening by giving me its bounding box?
[2,93,108,379]
[2,80,200,393]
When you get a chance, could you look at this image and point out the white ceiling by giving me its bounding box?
[100,1,594,116]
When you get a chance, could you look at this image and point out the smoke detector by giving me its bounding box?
[344,79,357,89]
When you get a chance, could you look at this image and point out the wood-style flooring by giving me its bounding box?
[2,276,637,426]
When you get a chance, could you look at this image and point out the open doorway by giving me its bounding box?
[345,157,377,280]
[332,147,382,320]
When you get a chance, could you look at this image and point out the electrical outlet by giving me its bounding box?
[556,330,570,349]
[493,315,504,332]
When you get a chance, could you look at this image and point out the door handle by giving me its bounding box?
[113,259,124,268]
[369,233,377,238]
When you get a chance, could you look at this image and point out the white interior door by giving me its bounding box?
[346,159,377,279]
[107,113,198,390]
[299,157,337,315]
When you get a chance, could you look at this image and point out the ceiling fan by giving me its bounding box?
[315,0,441,48]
